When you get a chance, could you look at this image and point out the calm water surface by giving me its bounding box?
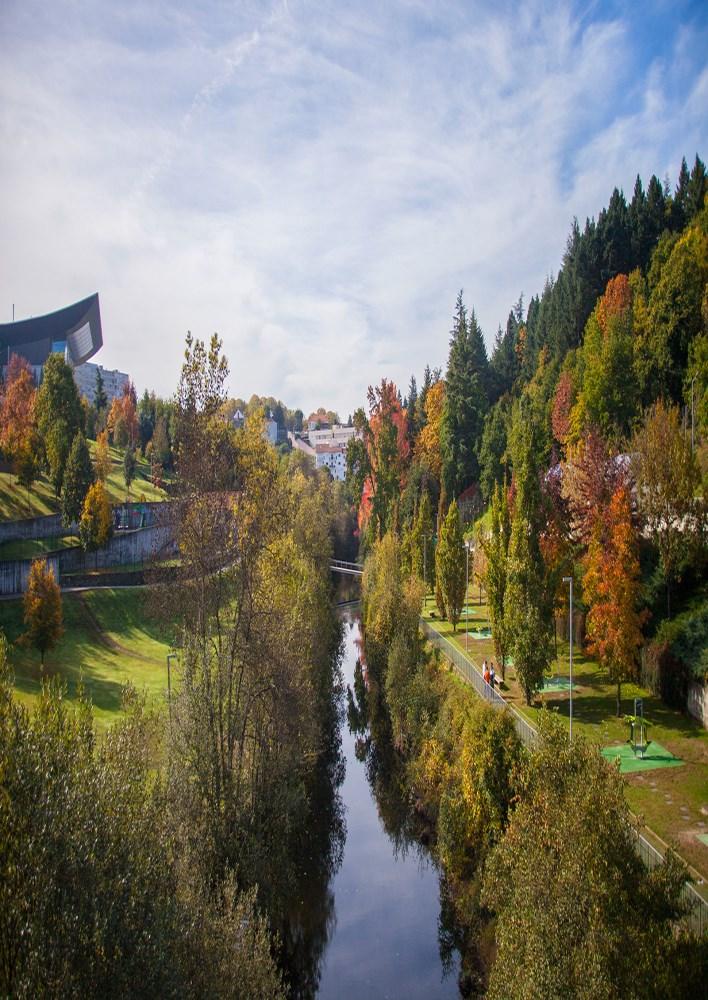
[315,611,460,999]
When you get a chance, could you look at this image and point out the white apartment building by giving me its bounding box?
[73,362,129,406]
[308,424,358,449]
[315,443,348,481]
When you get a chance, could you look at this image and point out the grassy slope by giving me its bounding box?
[0,535,79,560]
[422,589,708,882]
[0,442,170,521]
[0,587,176,731]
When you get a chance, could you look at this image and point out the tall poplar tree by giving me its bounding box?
[435,500,466,632]
[504,409,553,703]
[440,292,489,499]
[484,480,512,680]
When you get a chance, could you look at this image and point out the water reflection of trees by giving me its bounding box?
[279,630,347,999]
[347,627,466,989]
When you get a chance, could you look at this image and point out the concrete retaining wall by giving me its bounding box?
[687,681,708,729]
[0,501,168,543]
[59,524,174,574]
[0,555,60,596]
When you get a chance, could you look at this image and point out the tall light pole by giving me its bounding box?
[563,576,573,741]
[465,540,471,651]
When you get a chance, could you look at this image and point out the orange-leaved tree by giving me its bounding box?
[22,559,63,667]
[584,486,647,716]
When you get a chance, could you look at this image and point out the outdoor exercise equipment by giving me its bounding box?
[625,698,652,759]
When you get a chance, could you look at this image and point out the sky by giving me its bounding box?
[1,0,706,418]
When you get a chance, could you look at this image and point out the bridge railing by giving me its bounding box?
[330,559,364,575]
[419,616,708,937]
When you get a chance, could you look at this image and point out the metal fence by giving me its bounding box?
[419,616,708,938]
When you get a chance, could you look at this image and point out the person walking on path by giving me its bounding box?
[483,662,491,687]
[490,663,496,690]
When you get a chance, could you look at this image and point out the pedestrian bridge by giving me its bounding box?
[330,559,363,577]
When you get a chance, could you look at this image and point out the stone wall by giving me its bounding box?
[687,681,708,729]
[0,555,60,596]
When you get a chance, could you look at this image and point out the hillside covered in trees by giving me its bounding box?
[348,153,707,706]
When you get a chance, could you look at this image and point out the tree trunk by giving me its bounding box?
[501,654,506,683]
[616,680,621,717]
[666,579,671,619]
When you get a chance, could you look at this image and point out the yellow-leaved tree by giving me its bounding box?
[94,429,111,481]
[22,560,63,666]
[79,481,112,551]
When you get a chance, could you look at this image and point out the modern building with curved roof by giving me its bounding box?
[0,293,102,374]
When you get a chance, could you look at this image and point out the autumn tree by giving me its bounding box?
[93,430,111,481]
[551,367,575,452]
[414,379,445,479]
[79,481,112,551]
[0,354,36,465]
[482,713,698,1000]
[22,560,63,666]
[435,500,466,631]
[61,432,94,527]
[631,400,703,616]
[585,487,648,715]
[352,379,410,542]
[562,428,628,543]
[484,480,512,680]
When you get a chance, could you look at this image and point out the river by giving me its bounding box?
[309,608,461,999]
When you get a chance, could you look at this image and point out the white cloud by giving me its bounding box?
[0,0,706,416]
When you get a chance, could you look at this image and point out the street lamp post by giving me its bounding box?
[563,576,573,741]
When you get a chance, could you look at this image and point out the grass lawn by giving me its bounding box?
[0,442,170,521]
[422,588,708,884]
[0,587,178,731]
[0,535,79,560]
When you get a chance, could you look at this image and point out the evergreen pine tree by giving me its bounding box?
[440,291,488,498]
[687,153,707,219]
[94,367,107,413]
[61,432,94,527]
[35,353,85,495]
[672,156,691,230]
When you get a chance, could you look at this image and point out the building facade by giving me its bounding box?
[73,362,129,405]
[0,293,103,382]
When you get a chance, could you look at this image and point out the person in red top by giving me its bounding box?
[483,663,491,686]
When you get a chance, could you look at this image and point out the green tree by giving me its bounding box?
[94,366,107,413]
[60,432,94,527]
[412,489,435,592]
[35,353,84,495]
[484,480,512,680]
[504,410,553,702]
[440,292,489,498]
[124,444,136,495]
[482,713,700,1000]
[478,401,508,502]
[21,560,63,667]
[435,500,466,632]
